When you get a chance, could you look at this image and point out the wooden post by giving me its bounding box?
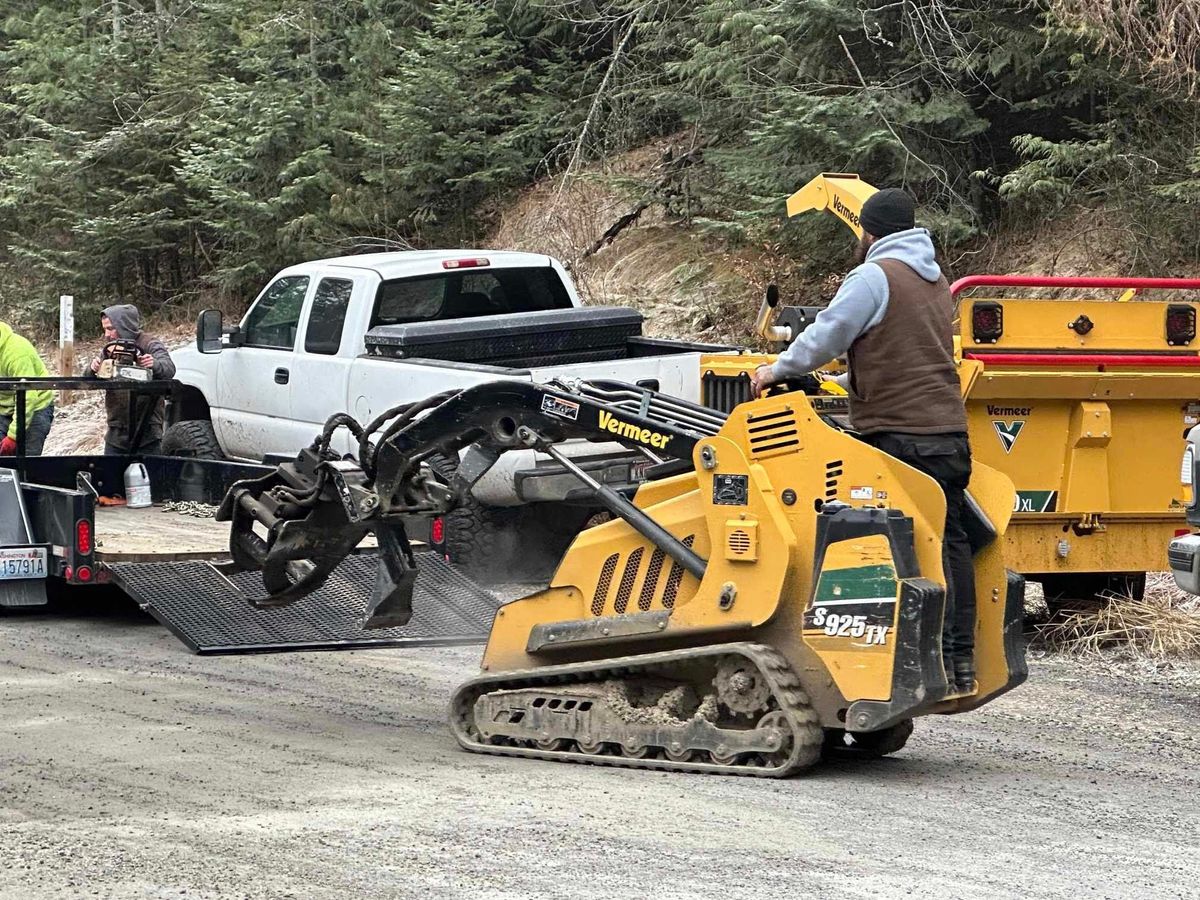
[58,295,74,406]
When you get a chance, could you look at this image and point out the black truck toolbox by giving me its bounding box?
[365,306,644,367]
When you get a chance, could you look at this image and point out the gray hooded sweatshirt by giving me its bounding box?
[769,228,942,380]
[88,304,176,448]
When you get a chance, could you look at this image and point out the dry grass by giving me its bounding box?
[1034,572,1200,659]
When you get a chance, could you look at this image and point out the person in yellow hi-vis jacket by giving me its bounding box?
[0,321,54,456]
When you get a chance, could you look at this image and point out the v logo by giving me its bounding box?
[992,420,1025,454]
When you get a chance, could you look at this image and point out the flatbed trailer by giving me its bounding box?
[1,378,501,652]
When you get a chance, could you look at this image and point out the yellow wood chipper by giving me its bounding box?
[720,172,1200,606]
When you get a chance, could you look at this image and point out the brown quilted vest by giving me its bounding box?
[846,258,967,435]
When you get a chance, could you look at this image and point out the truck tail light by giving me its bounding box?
[76,565,92,582]
[1166,304,1196,345]
[442,258,490,269]
[431,516,446,549]
[972,301,1003,343]
[76,519,92,555]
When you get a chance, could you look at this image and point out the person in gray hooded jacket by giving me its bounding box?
[85,304,176,455]
[751,188,977,694]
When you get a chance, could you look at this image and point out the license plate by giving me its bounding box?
[0,548,48,581]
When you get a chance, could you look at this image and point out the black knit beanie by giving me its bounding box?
[860,188,916,237]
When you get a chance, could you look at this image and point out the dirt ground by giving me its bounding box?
[0,602,1197,900]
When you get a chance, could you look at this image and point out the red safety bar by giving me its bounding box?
[950,274,1200,297]
[965,352,1200,368]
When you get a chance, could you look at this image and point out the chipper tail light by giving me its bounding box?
[972,301,1003,344]
[76,518,92,556]
[442,258,490,269]
[1166,304,1196,346]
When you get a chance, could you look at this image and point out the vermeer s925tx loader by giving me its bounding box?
[217,379,1027,776]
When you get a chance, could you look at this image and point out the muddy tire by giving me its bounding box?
[825,718,914,758]
[430,454,594,583]
[161,420,224,459]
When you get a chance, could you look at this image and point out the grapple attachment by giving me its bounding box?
[217,447,420,628]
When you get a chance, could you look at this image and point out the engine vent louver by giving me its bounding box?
[825,459,843,499]
[637,549,667,611]
[746,408,799,457]
[592,554,620,617]
[662,535,697,609]
[614,548,644,614]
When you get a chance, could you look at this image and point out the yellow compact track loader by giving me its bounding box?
[728,172,1200,605]
[217,378,1026,776]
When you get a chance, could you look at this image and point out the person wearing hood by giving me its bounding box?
[0,322,55,455]
[86,304,176,455]
[751,188,976,694]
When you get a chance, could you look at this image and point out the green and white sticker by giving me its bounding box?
[993,419,1026,453]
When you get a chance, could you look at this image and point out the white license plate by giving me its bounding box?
[0,548,48,581]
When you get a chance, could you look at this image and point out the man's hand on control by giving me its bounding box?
[0,436,16,455]
[750,364,776,399]
[136,353,153,368]
[90,358,101,373]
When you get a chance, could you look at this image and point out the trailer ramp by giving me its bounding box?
[108,552,501,655]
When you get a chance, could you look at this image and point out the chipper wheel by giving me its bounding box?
[450,643,824,777]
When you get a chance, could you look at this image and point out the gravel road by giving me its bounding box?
[1,602,1197,899]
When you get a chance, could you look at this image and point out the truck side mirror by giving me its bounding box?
[197,309,224,354]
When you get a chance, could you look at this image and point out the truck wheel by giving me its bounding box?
[161,420,224,459]
[429,453,592,583]
[445,498,593,584]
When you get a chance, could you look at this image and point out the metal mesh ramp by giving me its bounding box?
[108,552,501,655]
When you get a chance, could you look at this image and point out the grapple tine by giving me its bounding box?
[361,524,419,629]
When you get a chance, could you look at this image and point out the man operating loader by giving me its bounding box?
[751,188,976,692]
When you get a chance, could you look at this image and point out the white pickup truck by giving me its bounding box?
[165,249,734,575]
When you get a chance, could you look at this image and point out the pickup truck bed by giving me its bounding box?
[92,505,380,563]
[94,505,230,563]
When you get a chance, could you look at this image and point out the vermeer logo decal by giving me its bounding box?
[992,419,1025,453]
[832,195,861,231]
[597,410,673,449]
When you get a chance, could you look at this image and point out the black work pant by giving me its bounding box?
[866,431,976,662]
[105,433,162,456]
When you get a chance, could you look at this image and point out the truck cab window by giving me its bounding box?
[373,279,446,326]
[371,267,572,327]
[305,278,354,355]
[244,276,310,349]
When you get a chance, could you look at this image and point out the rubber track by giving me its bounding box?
[449,642,824,778]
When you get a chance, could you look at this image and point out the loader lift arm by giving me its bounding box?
[217,379,722,629]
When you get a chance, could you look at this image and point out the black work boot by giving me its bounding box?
[953,657,976,695]
[942,655,956,694]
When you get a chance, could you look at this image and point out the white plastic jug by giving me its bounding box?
[124,462,152,509]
